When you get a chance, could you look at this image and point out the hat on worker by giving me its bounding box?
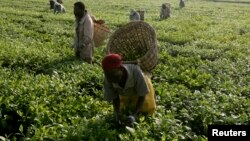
[102,54,122,71]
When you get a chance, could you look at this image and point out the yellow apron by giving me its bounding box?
[119,74,156,115]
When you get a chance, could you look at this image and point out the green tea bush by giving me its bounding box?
[0,0,249,140]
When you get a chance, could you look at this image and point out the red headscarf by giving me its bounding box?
[102,54,122,71]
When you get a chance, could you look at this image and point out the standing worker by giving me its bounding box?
[73,2,94,64]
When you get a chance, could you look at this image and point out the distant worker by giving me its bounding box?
[129,9,141,21]
[160,3,171,19]
[49,0,63,9]
[179,0,185,8]
[54,2,66,14]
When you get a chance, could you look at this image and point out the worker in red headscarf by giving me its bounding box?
[102,54,156,126]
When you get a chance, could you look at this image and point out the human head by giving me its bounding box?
[50,0,55,9]
[162,4,167,9]
[102,54,123,83]
[74,1,85,19]
[57,0,63,4]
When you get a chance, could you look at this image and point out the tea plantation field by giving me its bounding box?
[0,0,249,140]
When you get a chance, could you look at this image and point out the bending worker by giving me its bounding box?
[102,54,156,125]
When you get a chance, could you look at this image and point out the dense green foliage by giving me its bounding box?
[0,0,249,140]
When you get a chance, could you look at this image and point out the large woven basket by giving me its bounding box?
[93,22,111,48]
[106,21,158,72]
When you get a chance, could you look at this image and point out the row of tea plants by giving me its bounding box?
[0,0,249,140]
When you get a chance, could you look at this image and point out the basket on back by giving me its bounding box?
[93,22,111,48]
[107,21,158,72]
